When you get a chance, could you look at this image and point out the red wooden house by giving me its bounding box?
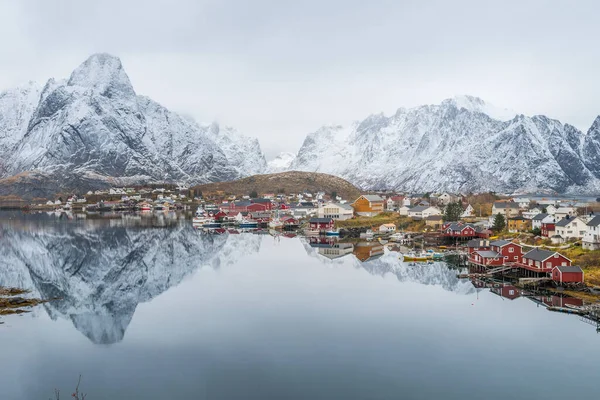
[443,222,477,238]
[541,222,556,237]
[225,201,252,213]
[465,239,491,255]
[470,250,504,267]
[489,240,523,263]
[552,266,584,284]
[247,203,268,212]
[308,217,334,230]
[251,198,273,211]
[521,248,571,273]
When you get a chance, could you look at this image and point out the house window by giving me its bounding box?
[546,262,552,269]
[509,290,515,295]
[509,247,514,253]
[514,256,518,260]
[553,254,558,258]
[561,262,567,266]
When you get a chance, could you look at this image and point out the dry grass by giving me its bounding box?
[335,213,411,229]
[191,171,362,201]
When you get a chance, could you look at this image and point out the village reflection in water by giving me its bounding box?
[1,211,599,347]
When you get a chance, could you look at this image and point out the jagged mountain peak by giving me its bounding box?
[66,53,135,98]
[441,95,518,121]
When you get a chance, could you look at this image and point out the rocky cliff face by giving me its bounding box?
[0,53,266,195]
[290,96,600,194]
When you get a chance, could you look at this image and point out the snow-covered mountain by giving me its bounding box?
[0,53,266,194]
[289,96,600,193]
[267,152,297,173]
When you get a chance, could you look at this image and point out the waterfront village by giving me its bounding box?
[22,187,600,308]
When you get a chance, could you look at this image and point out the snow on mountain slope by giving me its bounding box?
[0,53,266,193]
[267,152,297,173]
[0,82,41,175]
[290,97,600,193]
[210,123,267,176]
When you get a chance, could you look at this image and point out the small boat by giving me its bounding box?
[239,218,258,228]
[325,229,340,236]
[402,251,429,262]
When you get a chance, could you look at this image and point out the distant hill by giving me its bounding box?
[191,171,361,201]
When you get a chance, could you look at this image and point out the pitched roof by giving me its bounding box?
[532,213,549,221]
[252,198,272,203]
[467,239,490,247]
[523,248,557,262]
[490,240,512,247]
[309,217,333,223]
[587,215,600,227]
[475,250,502,258]
[409,205,429,212]
[362,194,384,202]
[493,202,519,209]
[554,265,583,273]
[555,217,572,227]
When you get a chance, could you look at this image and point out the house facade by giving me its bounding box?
[507,217,532,233]
[408,206,442,220]
[470,250,504,267]
[521,249,571,272]
[489,240,523,263]
[583,215,600,250]
[552,266,584,284]
[379,223,397,233]
[541,221,556,238]
[492,202,520,218]
[555,217,587,240]
[308,218,335,231]
[531,213,553,230]
[466,239,491,254]
[318,203,354,221]
[352,195,385,217]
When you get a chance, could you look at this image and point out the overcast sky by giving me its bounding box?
[1,0,600,158]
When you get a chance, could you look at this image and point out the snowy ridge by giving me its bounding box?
[289,97,600,193]
[0,53,266,192]
[267,152,297,173]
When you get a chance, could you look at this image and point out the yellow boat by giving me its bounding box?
[401,252,429,262]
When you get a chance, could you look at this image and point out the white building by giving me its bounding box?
[408,206,442,219]
[554,207,577,220]
[399,205,412,216]
[438,192,458,206]
[554,217,587,240]
[512,197,531,209]
[379,223,397,233]
[492,202,520,218]
[583,216,600,250]
[522,207,542,220]
[317,203,354,221]
[531,213,554,230]
[461,204,474,218]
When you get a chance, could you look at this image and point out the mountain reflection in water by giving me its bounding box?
[0,213,475,344]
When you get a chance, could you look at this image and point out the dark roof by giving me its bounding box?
[252,198,272,203]
[508,216,528,221]
[587,215,600,227]
[523,248,557,262]
[532,213,549,221]
[361,194,384,202]
[490,240,511,247]
[494,202,519,209]
[410,205,429,212]
[475,250,502,258]
[467,239,490,248]
[554,265,583,273]
[232,201,252,207]
[309,217,333,223]
[555,218,572,227]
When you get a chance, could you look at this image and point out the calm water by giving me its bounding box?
[1,211,599,400]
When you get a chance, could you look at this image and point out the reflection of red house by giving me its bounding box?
[279,204,290,210]
[490,240,523,263]
[536,295,583,308]
[213,211,227,221]
[491,285,521,300]
[552,266,584,284]
[281,216,299,227]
